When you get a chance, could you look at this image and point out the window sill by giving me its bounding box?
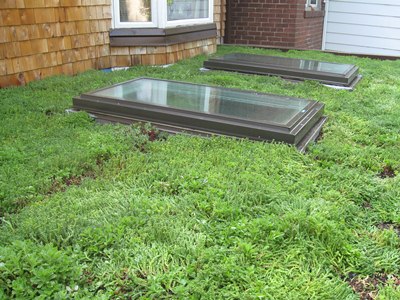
[110,23,217,47]
[304,9,325,18]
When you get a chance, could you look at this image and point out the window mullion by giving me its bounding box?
[157,0,167,28]
[112,0,119,28]
[209,0,213,21]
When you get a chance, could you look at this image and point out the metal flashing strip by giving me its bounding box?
[203,53,361,88]
[323,74,363,91]
[73,78,326,151]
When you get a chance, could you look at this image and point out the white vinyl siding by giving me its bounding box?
[323,0,400,56]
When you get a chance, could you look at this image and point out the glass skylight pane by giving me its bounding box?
[92,78,310,126]
[221,53,352,75]
[215,53,353,75]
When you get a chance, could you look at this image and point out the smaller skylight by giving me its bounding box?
[203,53,361,88]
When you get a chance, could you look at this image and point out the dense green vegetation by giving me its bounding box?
[1,46,399,299]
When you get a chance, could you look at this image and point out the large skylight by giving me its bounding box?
[73,78,327,151]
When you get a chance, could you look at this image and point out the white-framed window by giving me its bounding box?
[112,0,213,29]
[306,0,320,9]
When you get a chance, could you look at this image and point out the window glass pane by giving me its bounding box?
[119,0,151,22]
[167,0,209,21]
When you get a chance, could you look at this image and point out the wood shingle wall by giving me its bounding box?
[215,0,226,44]
[0,0,112,86]
[0,0,225,88]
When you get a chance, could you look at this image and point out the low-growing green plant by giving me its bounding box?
[0,45,400,299]
[0,241,82,299]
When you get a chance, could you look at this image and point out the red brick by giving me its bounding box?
[226,0,324,49]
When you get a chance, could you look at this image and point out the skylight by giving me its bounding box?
[73,78,327,151]
[203,53,361,88]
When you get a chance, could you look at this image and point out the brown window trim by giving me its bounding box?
[109,23,217,47]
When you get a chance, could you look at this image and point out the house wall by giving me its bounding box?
[0,0,225,88]
[215,0,226,44]
[225,0,325,49]
[323,0,400,56]
[296,5,325,49]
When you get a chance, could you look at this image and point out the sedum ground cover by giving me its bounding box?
[0,45,400,299]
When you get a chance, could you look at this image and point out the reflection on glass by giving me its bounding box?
[221,53,352,75]
[167,0,209,21]
[120,0,151,22]
[93,79,311,126]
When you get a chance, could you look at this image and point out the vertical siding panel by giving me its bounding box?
[324,0,400,56]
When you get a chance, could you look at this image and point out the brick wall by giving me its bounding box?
[0,0,224,88]
[225,0,325,49]
[295,8,325,49]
